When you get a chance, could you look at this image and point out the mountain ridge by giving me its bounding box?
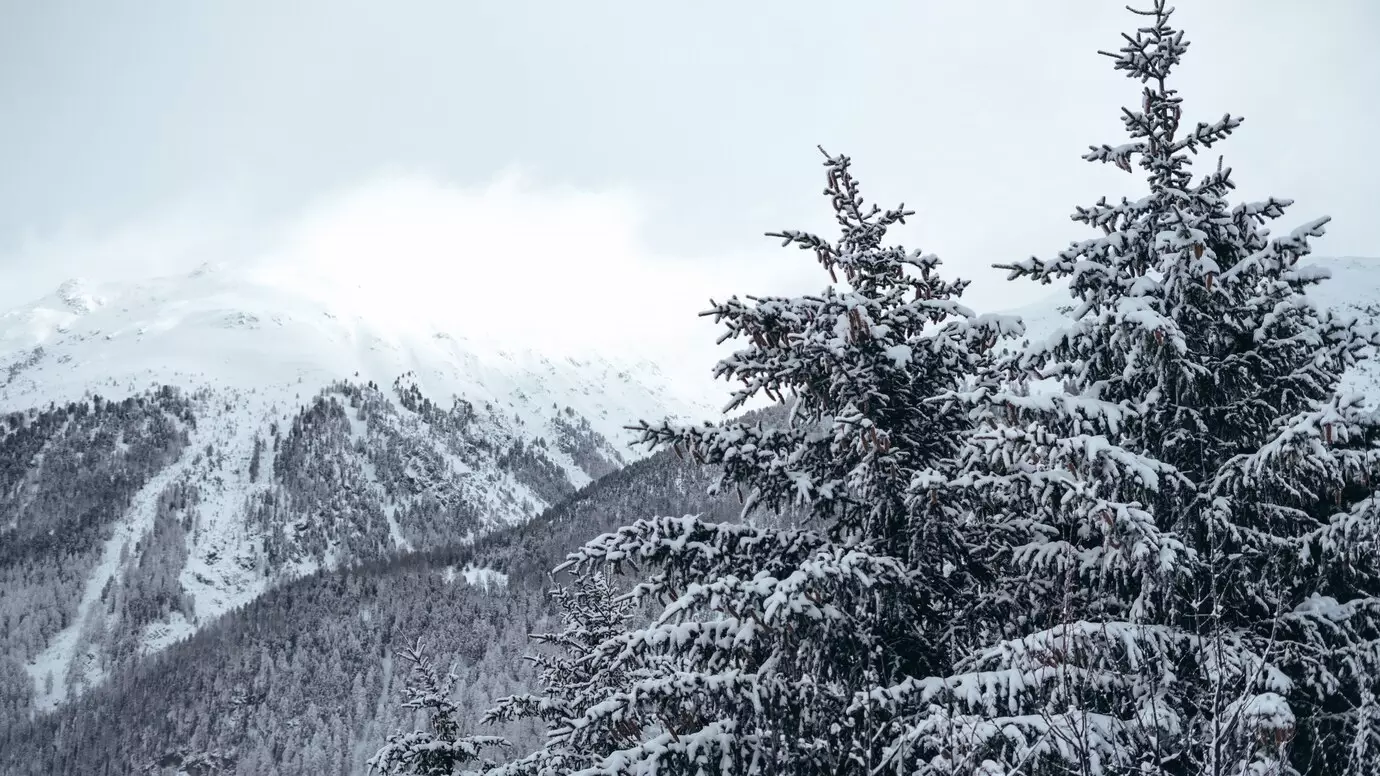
[0,262,728,716]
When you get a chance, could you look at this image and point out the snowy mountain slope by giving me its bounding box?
[0,431,747,776]
[0,263,720,445]
[0,263,728,714]
[1299,257,1380,396]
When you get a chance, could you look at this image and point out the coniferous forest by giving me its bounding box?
[4,4,1379,775]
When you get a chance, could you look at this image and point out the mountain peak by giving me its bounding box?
[0,265,724,446]
[54,278,106,315]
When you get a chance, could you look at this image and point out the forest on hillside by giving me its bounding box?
[0,447,746,776]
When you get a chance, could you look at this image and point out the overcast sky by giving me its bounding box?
[2,1,1377,345]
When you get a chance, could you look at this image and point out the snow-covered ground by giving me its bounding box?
[442,563,509,592]
[24,441,192,712]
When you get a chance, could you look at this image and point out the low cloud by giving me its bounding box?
[245,172,823,371]
[1,172,828,385]
[0,204,249,313]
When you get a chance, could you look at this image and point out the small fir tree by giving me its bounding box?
[370,640,508,775]
[481,572,639,775]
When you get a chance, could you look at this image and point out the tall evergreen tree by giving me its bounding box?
[866,4,1380,774]
[529,149,1019,774]
[370,640,508,775]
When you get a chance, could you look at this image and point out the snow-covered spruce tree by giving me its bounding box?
[369,640,508,775]
[865,4,1380,774]
[532,149,1019,775]
[481,572,637,775]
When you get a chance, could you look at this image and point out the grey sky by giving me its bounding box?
[2,0,1377,321]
